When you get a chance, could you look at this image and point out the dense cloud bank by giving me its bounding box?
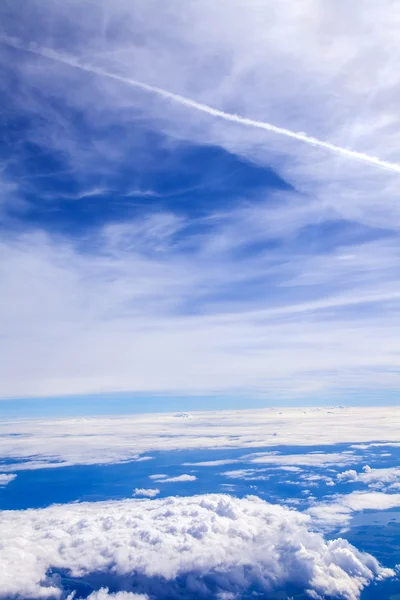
[0,494,394,600]
[1,407,400,470]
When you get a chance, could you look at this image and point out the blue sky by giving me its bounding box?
[1,0,400,413]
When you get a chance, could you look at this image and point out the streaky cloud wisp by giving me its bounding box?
[2,34,400,176]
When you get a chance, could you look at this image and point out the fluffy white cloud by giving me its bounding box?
[337,465,400,489]
[0,473,16,486]
[133,488,160,498]
[0,407,398,470]
[0,494,394,600]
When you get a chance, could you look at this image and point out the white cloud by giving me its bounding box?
[220,484,237,492]
[300,474,335,487]
[0,494,393,600]
[248,451,357,467]
[184,460,239,467]
[147,473,197,482]
[221,469,269,481]
[162,474,197,483]
[133,488,160,498]
[86,589,148,600]
[0,473,16,486]
[0,407,398,470]
[344,491,400,511]
[351,443,400,450]
[6,34,400,175]
[308,491,400,529]
[276,466,303,472]
[337,465,400,489]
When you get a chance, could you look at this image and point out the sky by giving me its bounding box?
[1,0,400,414]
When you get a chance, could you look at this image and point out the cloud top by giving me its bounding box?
[0,494,394,600]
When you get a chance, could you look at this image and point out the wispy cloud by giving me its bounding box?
[0,474,16,486]
[3,35,400,175]
[308,490,400,529]
[2,1,400,401]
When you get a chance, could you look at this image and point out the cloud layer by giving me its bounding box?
[1,407,399,470]
[308,491,400,529]
[0,494,394,600]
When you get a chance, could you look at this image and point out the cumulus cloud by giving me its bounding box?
[0,407,397,471]
[0,494,394,600]
[337,465,400,489]
[0,473,16,485]
[133,488,160,498]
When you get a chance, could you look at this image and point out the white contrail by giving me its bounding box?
[3,35,400,175]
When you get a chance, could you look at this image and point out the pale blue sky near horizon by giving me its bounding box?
[1,391,399,419]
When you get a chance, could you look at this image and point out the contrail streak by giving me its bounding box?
[3,35,400,175]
